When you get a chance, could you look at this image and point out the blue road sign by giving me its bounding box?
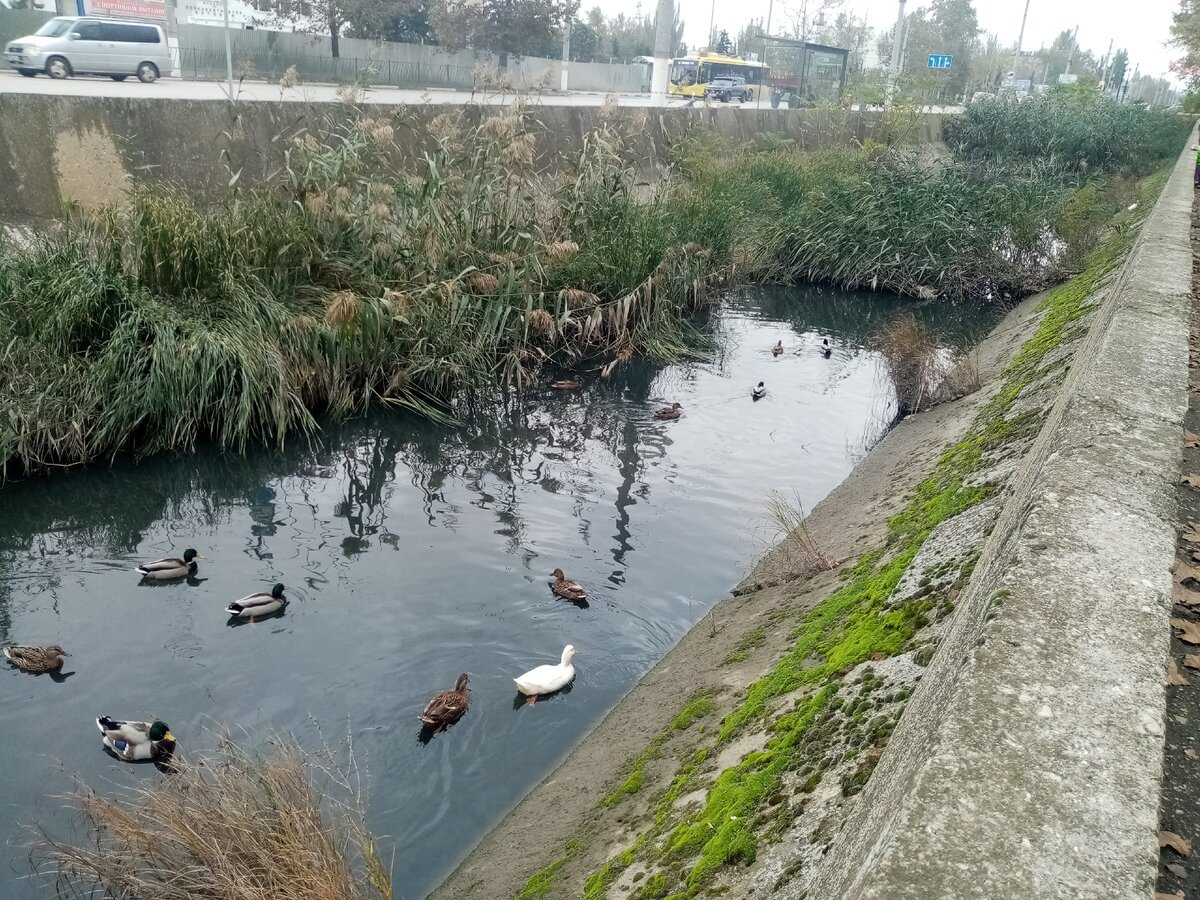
[928,54,953,70]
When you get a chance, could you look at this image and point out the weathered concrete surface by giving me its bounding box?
[808,142,1195,898]
[0,94,944,220]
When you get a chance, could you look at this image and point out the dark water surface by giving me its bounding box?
[0,286,999,899]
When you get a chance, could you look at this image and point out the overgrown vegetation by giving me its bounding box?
[945,91,1191,173]
[0,95,1185,479]
[38,736,392,900]
[523,173,1167,900]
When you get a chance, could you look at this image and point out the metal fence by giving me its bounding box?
[176,46,478,91]
[0,9,53,50]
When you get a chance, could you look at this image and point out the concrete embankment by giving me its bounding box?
[0,94,944,221]
[808,132,1194,900]
[430,144,1194,900]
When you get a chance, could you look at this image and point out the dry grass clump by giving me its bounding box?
[469,272,500,294]
[325,291,362,327]
[937,351,982,402]
[874,313,942,417]
[38,737,392,900]
[758,489,839,583]
[527,308,557,339]
[545,240,579,261]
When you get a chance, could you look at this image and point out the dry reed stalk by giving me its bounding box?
[37,737,392,900]
[874,313,941,416]
[760,489,839,583]
[325,291,362,327]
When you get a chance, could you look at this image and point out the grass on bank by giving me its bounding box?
[0,97,1185,479]
[514,170,1168,900]
[38,736,392,900]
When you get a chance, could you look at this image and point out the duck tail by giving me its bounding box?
[225,603,243,615]
[97,715,119,733]
[134,565,150,576]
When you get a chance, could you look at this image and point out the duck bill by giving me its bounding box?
[163,731,177,742]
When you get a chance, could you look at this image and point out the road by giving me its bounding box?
[0,69,691,105]
[0,70,964,113]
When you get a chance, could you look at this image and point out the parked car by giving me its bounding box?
[704,76,750,103]
[4,16,171,83]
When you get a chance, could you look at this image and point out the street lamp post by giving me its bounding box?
[1009,0,1031,86]
[885,0,906,108]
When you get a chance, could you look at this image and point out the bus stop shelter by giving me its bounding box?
[760,38,849,108]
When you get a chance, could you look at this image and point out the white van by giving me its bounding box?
[4,16,172,82]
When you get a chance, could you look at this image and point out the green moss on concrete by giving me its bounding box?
[514,837,586,900]
[599,694,716,809]
[568,209,1159,898]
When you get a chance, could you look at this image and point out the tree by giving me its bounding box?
[826,11,873,75]
[715,28,733,54]
[1173,0,1200,71]
[736,18,767,59]
[927,0,978,98]
[571,5,682,62]
[261,0,352,58]
[569,20,601,60]
[345,0,434,44]
[784,0,843,43]
[432,0,579,68]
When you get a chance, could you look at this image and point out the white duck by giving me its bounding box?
[514,645,577,704]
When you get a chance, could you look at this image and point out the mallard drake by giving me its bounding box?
[225,583,287,620]
[550,568,587,602]
[821,338,832,358]
[752,381,766,400]
[772,340,784,356]
[654,402,683,421]
[419,673,471,732]
[514,645,577,704]
[551,379,581,390]
[4,645,69,673]
[97,716,176,762]
[136,548,203,580]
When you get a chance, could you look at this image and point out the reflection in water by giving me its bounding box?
[0,286,1000,900]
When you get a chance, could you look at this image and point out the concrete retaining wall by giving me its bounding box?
[808,138,1195,898]
[0,94,945,220]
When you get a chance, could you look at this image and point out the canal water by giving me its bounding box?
[0,286,998,899]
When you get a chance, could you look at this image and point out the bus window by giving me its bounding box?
[671,60,697,85]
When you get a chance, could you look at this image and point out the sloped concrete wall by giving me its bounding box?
[0,94,945,220]
[808,136,1195,899]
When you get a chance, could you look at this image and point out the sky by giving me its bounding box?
[607,0,1182,79]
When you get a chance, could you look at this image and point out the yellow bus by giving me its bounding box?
[669,51,771,100]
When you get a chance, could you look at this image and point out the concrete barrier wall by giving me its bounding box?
[172,24,644,93]
[0,94,945,220]
[808,137,1194,899]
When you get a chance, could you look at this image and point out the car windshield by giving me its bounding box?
[711,79,734,86]
[35,18,75,37]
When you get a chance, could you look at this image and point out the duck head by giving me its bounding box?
[271,583,286,599]
[148,721,176,743]
[550,568,566,580]
[455,673,471,691]
[182,549,204,562]
[561,645,578,665]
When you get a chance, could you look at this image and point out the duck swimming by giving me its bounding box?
[97,716,176,763]
[772,340,784,356]
[136,549,203,580]
[4,645,69,674]
[752,381,766,400]
[550,568,588,602]
[551,379,581,390]
[514,645,577,704]
[821,338,831,358]
[419,673,471,733]
[654,402,683,421]
[225,583,287,620]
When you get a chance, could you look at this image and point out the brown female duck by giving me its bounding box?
[550,568,588,602]
[4,645,69,673]
[419,674,471,732]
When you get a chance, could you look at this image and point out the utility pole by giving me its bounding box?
[560,20,570,93]
[1064,24,1078,76]
[885,0,906,108]
[222,0,233,101]
[1100,37,1113,94]
[1009,0,1031,84]
[651,0,673,104]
